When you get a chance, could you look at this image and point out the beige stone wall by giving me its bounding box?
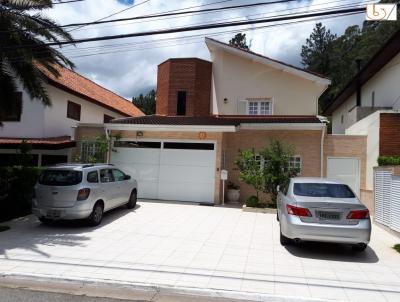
[323,135,367,191]
[224,129,323,203]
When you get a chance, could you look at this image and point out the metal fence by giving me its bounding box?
[374,168,400,233]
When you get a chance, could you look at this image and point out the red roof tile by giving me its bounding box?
[0,136,76,150]
[111,115,322,125]
[37,64,144,117]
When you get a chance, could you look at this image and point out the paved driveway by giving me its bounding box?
[0,201,399,302]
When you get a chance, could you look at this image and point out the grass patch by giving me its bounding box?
[394,244,400,253]
[0,225,10,232]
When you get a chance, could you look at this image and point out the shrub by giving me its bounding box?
[394,244,400,254]
[0,167,42,222]
[246,195,260,208]
[378,156,400,166]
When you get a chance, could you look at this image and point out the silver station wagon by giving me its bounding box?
[33,164,137,226]
[277,177,371,251]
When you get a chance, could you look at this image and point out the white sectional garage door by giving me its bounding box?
[327,157,360,196]
[111,140,216,203]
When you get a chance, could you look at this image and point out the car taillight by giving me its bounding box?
[77,188,90,201]
[347,209,369,219]
[286,204,312,217]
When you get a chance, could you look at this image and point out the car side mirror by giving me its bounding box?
[124,175,131,180]
[276,185,280,192]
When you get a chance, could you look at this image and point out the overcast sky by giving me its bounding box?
[48,0,366,99]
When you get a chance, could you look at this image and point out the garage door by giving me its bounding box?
[111,140,216,203]
[327,157,360,196]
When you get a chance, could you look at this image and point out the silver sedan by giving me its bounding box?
[277,177,371,251]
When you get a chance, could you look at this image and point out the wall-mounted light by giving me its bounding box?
[223,97,228,104]
[136,131,144,137]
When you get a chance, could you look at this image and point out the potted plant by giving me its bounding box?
[227,181,240,203]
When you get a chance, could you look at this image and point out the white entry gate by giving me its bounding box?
[374,168,400,232]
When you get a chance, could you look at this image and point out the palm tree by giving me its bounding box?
[0,0,74,116]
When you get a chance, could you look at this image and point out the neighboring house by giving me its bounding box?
[76,37,367,206]
[0,64,143,166]
[324,30,400,205]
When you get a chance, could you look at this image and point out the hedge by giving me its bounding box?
[378,156,400,166]
[0,167,42,222]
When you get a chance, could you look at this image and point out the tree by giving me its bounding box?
[132,89,156,115]
[235,139,299,206]
[0,0,74,120]
[229,33,250,50]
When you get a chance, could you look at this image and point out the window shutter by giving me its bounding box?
[237,100,248,115]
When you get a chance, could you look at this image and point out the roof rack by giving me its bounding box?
[54,163,114,168]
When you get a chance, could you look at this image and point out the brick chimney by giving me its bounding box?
[156,58,212,117]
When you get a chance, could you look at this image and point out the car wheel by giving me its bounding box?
[280,230,291,246]
[39,217,53,225]
[88,202,103,227]
[352,243,367,252]
[126,189,137,209]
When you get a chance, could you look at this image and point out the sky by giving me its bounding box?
[47,0,367,99]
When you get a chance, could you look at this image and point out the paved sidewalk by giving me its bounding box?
[0,201,399,302]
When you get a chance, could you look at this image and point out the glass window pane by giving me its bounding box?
[112,169,125,182]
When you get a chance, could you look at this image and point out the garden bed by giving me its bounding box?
[242,205,277,214]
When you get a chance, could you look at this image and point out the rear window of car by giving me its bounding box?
[39,170,82,186]
[293,183,355,198]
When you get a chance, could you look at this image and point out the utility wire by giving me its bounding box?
[52,0,86,4]
[1,7,365,51]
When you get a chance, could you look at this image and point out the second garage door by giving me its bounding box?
[111,140,216,203]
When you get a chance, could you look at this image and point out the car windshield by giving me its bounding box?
[293,183,355,198]
[39,170,82,186]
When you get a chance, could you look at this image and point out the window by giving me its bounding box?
[114,141,161,148]
[246,99,272,115]
[100,169,114,183]
[41,155,68,166]
[289,156,302,172]
[293,183,355,198]
[177,91,187,115]
[67,101,81,121]
[254,154,265,169]
[1,92,22,122]
[104,114,114,123]
[81,142,106,163]
[341,115,344,124]
[163,142,214,150]
[39,170,82,186]
[112,169,126,181]
[87,171,99,183]
[371,91,375,108]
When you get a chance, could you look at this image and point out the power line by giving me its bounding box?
[2,7,365,51]
[52,0,86,4]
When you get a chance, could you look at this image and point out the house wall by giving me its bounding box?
[379,113,400,156]
[331,52,400,134]
[156,59,212,117]
[224,129,323,203]
[209,49,326,116]
[0,84,125,139]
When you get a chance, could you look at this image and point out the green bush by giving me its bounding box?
[0,167,42,222]
[246,195,260,208]
[378,156,400,166]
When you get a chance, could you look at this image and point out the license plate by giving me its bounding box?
[46,210,62,218]
[317,211,341,220]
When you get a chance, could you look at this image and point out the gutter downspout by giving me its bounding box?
[320,124,326,178]
[104,127,111,164]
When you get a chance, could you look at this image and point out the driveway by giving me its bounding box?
[0,201,399,302]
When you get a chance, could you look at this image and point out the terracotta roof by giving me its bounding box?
[37,64,144,117]
[0,136,76,150]
[110,115,323,125]
[205,37,330,82]
[323,29,400,115]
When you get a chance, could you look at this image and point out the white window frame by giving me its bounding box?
[289,155,302,174]
[245,98,273,115]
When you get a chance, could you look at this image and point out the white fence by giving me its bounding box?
[374,168,400,233]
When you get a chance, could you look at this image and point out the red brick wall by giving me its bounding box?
[380,113,400,156]
[156,58,212,117]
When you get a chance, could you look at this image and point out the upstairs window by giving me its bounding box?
[177,91,187,115]
[1,92,22,122]
[67,101,81,121]
[246,99,272,115]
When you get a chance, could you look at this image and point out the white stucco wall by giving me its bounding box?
[209,49,327,115]
[331,53,400,134]
[346,111,381,190]
[0,83,125,138]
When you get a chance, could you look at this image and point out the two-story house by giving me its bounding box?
[0,64,143,166]
[324,29,400,204]
[76,37,367,206]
